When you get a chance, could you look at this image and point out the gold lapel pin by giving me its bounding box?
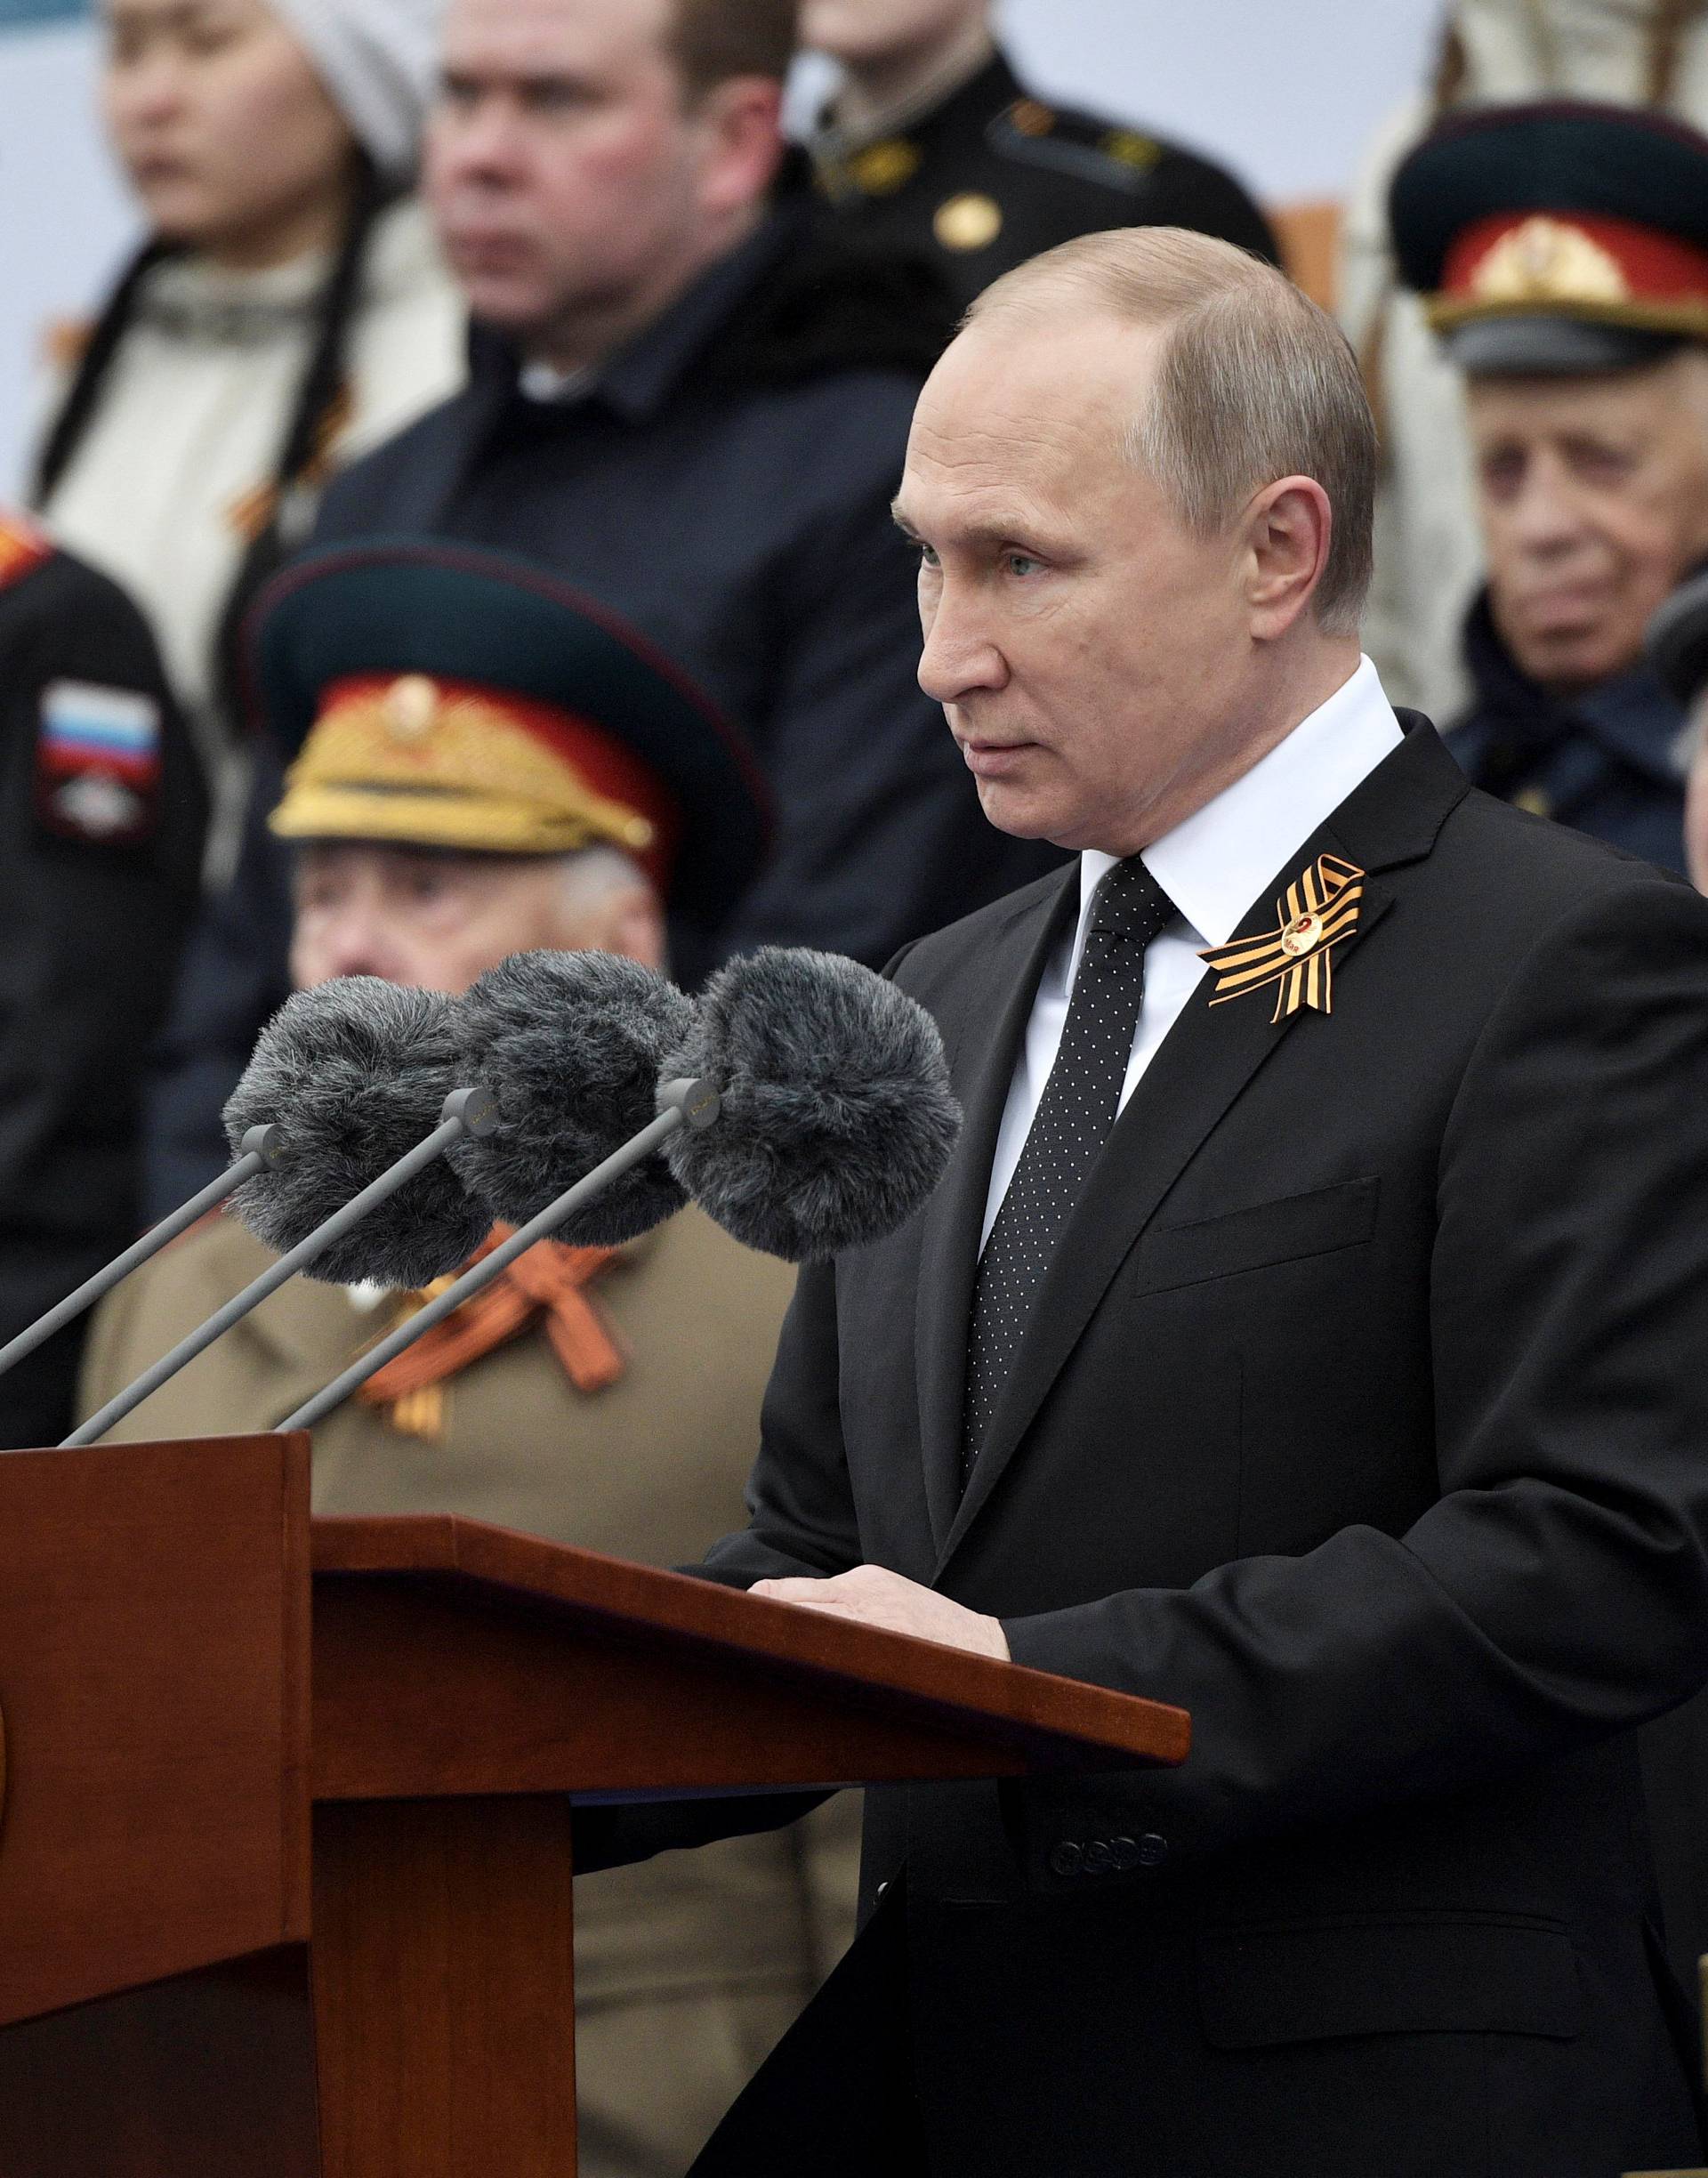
[1199,853,1366,1023]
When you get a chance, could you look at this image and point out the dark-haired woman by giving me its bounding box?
[33,0,463,867]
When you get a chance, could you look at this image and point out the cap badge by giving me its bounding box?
[1470,216,1630,309]
[1200,853,1366,1023]
[935,192,1004,253]
[383,674,439,745]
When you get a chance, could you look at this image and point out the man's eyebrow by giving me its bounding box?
[890,499,921,539]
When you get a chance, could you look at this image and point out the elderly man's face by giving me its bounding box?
[895,313,1262,856]
[1469,355,1708,695]
[288,843,660,993]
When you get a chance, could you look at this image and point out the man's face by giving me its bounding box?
[1470,355,1708,695]
[801,0,987,68]
[290,843,600,993]
[894,312,1261,857]
[427,0,717,339]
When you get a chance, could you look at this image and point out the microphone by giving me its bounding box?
[445,948,697,1245]
[658,948,962,1262]
[0,1124,288,1388]
[277,1075,720,1434]
[224,978,496,1286]
[65,979,498,1448]
[274,948,960,1433]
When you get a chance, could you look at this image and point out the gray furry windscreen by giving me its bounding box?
[447,949,696,1245]
[222,978,491,1285]
[661,948,961,1261]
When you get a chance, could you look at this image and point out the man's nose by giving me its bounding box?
[308,908,401,988]
[1506,456,1589,556]
[431,99,526,187]
[916,587,1008,706]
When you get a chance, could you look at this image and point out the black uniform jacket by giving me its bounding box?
[667,722,1708,2176]
[814,48,1279,312]
[0,534,205,1445]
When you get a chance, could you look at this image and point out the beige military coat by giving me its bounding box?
[79,1204,861,2178]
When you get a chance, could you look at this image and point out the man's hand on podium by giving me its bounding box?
[749,1566,1011,1661]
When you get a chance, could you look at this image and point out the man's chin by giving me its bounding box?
[972,778,1067,843]
[1511,627,1635,695]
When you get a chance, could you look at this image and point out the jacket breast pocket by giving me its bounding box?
[1132,1176,1380,1299]
[1196,1913,1583,2049]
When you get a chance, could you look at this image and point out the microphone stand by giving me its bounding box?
[275,1078,719,1435]
[66,1090,497,1448]
[0,1125,287,1385]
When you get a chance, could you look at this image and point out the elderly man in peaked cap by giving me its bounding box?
[1392,100,1708,871]
[79,539,858,2178]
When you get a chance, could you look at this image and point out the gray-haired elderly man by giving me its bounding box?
[580,227,1708,2177]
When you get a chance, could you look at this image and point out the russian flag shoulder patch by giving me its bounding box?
[36,677,164,845]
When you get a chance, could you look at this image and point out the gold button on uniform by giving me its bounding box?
[1514,786,1554,819]
[935,192,1004,254]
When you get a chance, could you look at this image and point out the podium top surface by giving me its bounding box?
[312,1513,1190,1777]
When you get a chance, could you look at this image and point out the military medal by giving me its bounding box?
[1199,853,1366,1022]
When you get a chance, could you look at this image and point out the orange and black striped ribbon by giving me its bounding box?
[1199,854,1366,1024]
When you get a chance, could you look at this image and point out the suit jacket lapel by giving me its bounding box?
[914,867,1080,1553]
[935,720,1468,1570]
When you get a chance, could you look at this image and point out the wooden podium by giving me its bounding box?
[0,1434,1189,2177]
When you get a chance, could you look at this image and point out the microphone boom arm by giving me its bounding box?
[0,1125,287,1387]
[276,1078,719,1436]
[65,1091,496,1448]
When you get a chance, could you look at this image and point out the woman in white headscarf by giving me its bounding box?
[1340,0,1708,722]
[32,0,464,866]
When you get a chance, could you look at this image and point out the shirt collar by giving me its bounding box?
[1079,656,1404,949]
[579,210,799,424]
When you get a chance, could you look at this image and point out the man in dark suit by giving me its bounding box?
[584,225,1708,2174]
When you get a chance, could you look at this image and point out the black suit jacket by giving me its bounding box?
[682,722,1708,2177]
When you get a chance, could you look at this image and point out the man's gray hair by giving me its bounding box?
[966,229,1377,636]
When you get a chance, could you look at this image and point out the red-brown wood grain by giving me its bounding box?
[0,1434,311,2028]
[312,1797,576,2178]
[310,1512,1190,1803]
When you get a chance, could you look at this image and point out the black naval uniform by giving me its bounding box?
[812,48,1279,311]
[0,517,206,1446]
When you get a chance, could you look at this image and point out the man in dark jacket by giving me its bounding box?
[803,0,1278,309]
[1391,101,1708,872]
[0,512,205,1444]
[142,0,1065,1211]
[581,228,1708,2177]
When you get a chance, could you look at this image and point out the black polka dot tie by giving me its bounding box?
[962,858,1176,1486]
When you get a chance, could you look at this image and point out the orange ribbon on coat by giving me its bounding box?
[359,1225,625,1440]
[1199,853,1366,1024]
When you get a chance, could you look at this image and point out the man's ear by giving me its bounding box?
[1245,474,1333,642]
[691,76,785,219]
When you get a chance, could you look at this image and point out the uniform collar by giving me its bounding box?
[815,27,1000,157]
[1078,655,1405,952]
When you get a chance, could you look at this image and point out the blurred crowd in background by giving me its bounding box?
[9,0,1708,2168]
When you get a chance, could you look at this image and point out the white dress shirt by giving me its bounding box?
[979,656,1405,1248]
